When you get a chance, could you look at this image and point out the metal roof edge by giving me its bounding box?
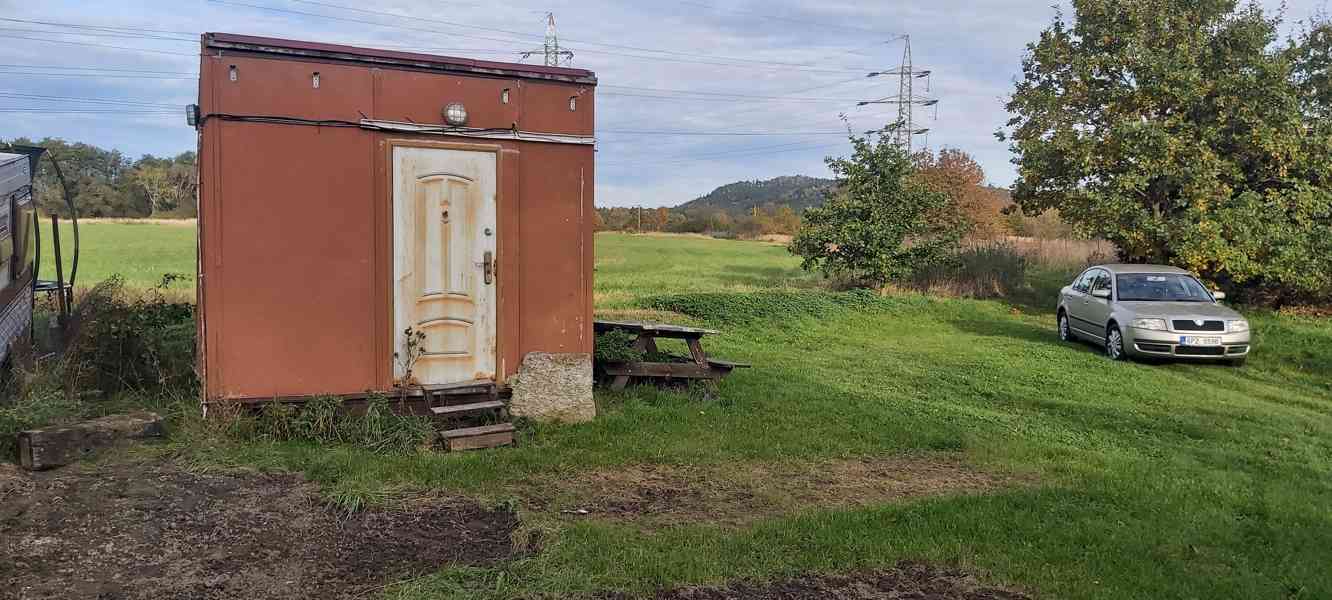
[203,33,598,86]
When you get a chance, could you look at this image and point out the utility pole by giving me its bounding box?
[521,12,574,67]
[858,35,938,153]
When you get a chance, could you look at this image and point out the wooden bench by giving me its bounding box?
[595,320,750,391]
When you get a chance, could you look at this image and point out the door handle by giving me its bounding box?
[483,250,494,285]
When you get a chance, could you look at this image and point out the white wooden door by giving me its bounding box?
[393,146,497,385]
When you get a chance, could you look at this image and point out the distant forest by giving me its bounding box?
[1,138,197,219]
[675,175,836,217]
[597,167,1077,240]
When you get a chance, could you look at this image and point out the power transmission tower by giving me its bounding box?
[857,35,938,153]
[521,12,575,67]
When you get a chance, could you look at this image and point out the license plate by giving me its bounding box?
[1180,336,1222,346]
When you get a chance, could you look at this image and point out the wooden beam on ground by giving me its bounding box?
[17,412,164,471]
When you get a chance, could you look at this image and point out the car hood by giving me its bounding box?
[1118,301,1243,320]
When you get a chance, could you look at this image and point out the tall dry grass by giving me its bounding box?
[994,236,1117,269]
[903,237,1117,300]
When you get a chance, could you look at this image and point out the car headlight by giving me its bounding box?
[1130,318,1168,331]
[1228,320,1249,333]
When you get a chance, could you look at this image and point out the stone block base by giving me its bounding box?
[508,352,594,423]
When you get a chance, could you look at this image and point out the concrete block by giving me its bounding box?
[508,352,594,423]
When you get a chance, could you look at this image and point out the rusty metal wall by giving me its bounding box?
[197,35,595,401]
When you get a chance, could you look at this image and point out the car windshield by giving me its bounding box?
[1116,273,1213,302]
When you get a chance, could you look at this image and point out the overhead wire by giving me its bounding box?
[205,0,878,74]
[675,0,901,37]
[0,27,197,43]
[1,34,195,56]
[597,142,850,168]
[0,63,197,75]
[279,0,886,72]
[0,92,181,108]
[0,70,196,79]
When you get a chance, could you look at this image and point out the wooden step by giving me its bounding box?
[423,379,497,397]
[441,423,515,451]
[430,399,505,416]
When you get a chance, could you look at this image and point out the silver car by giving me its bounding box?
[1056,264,1251,365]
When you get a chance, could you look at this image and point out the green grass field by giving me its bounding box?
[41,225,1332,599]
[36,220,197,289]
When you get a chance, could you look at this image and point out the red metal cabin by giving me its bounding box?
[196,34,596,418]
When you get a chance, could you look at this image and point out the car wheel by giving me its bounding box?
[1058,311,1072,342]
[1105,325,1128,361]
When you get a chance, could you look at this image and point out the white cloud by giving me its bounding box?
[2,0,1321,204]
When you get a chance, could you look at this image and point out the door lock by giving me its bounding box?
[483,250,494,285]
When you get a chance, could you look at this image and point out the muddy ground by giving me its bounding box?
[1,454,1028,600]
[601,562,1031,600]
[0,460,517,600]
[521,455,1018,528]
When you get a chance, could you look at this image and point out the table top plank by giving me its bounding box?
[594,320,719,337]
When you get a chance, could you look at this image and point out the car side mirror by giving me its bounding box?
[1212,291,1226,301]
[1091,289,1111,299]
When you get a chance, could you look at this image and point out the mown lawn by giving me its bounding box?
[111,229,1332,598]
[36,219,197,289]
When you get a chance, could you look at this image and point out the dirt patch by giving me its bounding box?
[599,561,1030,599]
[523,455,1018,528]
[1,459,517,600]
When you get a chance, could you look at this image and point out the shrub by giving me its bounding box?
[910,243,1029,299]
[63,275,196,395]
[594,329,644,364]
[789,127,963,287]
[243,395,433,454]
[1,275,197,458]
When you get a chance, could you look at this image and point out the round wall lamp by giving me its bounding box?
[443,102,468,126]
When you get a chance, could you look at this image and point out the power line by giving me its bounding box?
[599,141,850,168]
[0,27,196,43]
[0,63,197,75]
[0,17,196,37]
[0,70,196,79]
[0,109,179,114]
[598,91,851,104]
[283,0,882,71]
[2,34,194,56]
[0,92,181,108]
[676,0,901,37]
[599,139,840,165]
[207,0,878,74]
[598,84,854,102]
[599,129,849,136]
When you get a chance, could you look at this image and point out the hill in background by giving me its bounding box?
[675,175,835,217]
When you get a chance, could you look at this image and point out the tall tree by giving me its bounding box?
[1000,0,1332,300]
[911,148,1009,239]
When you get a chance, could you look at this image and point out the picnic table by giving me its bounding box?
[594,320,750,390]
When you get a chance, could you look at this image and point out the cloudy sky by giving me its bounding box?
[2,0,1326,206]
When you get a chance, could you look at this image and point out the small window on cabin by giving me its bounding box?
[569,96,577,111]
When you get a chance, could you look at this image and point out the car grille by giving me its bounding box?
[1227,345,1249,354]
[1172,319,1224,332]
[1175,346,1226,356]
[1137,343,1172,353]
